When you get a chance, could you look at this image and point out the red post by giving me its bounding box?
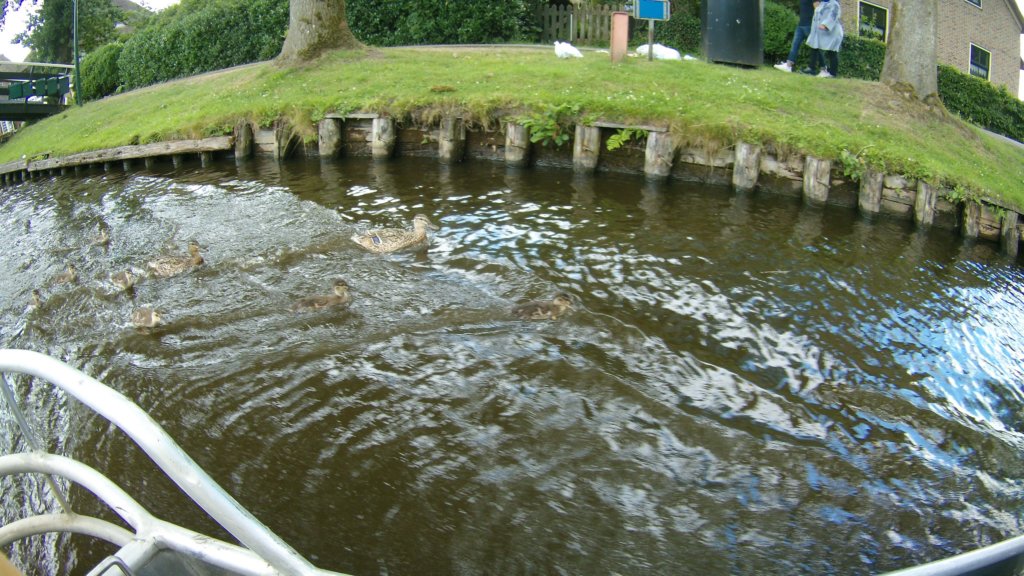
[610,11,629,63]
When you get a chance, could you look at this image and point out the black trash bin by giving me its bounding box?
[701,0,764,67]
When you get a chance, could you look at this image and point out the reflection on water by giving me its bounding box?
[2,157,1024,575]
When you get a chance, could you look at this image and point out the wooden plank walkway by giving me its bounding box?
[0,136,234,177]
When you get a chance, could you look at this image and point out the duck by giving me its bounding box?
[512,293,575,320]
[352,214,438,253]
[91,224,110,247]
[29,289,43,309]
[148,240,204,278]
[53,263,78,284]
[110,270,137,291]
[293,279,352,312]
[131,307,161,329]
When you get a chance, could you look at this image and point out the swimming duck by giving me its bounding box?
[110,270,137,291]
[292,279,352,312]
[352,214,438,253]
[53,263,78,284]
[148,241,204,278]
[131,307,161,329]
[512,293,574,320]
[92,224,110,247]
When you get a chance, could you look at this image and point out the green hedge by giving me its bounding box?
[346,0,544,46]
[80,42,124,102]
[118,0,288,91]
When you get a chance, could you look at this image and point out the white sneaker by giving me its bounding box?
[773,61,793,72]
[817,70,834,78]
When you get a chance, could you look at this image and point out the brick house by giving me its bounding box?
[838,0,1024,94]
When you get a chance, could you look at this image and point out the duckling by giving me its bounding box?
[512,293,574,321]
[148,240,204,278]
[29,289,43,309]
[131,307,161,329]
[53,263,78,284]
[91,224,110,247]
[352,214,438,253]
[292,279,352,312]
[110,270,137,291]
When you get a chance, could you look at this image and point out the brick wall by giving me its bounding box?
[838,0,1023,92]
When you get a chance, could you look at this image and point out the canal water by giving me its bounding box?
[2,156,1024,575]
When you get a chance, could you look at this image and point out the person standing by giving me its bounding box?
[806,0,844,78]
[773,0,815,73]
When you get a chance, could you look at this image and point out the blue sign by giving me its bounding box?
[634,0,670,20]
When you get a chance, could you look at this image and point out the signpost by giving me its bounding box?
[631,0,671,61]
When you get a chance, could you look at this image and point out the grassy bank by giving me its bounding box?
[2,46,1022,208]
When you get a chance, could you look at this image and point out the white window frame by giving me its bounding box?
[969,43,991,80]
[857,1,889,42]
[964,0,982,7]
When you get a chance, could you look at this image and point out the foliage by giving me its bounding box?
[80,40,123,101]
[835,34,886,81]
[838,147,872,183]
[13,0,121,63]
[652,6,701,54]
[938,65,1024,143]
[518,103,580,148]
[763,1,798,64]
[346,0,544,46]
[606,128,647,151]
[118,0,288,91]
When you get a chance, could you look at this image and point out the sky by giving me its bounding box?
[0,0,1022,97]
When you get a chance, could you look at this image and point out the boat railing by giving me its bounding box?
[0,348,346,576]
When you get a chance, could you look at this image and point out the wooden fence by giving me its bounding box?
[538,4,618,46]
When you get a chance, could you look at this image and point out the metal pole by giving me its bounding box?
[73,0,81,106]
[647,19,654,61]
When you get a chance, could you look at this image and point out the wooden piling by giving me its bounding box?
[802,156,831,205]
[200,151,213,167]
[644,131,675,180]
[123,159,133,171]
[573,125,601,174]
[318,118,343,158]
[858,170,883,215]
[438,116,466,164]
[172,155,184,168]
[914,181,936,227]
[732,141,760,192]
[144,157,156,170]
[371,117,396,160]
[963,201,981,239]
[235,122,254,160]
[1002,211,1020,257]
[505,122,531,168]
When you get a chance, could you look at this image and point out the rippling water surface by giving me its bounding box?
[2,157,1024,575]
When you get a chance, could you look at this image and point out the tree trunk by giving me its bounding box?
[277,0,363,63]
[880,0,939,102]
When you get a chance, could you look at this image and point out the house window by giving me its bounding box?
[969,44,990,80]
[964,0,981,6]
[858,1,888,41]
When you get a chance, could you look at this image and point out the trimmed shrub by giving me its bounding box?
[347,0,544,46]
[653,9,702,54]
[938,65,1024,142]
[119,0,288,91]
[763,0,799,64]
[80,41,124,101]
[835,34,885,80]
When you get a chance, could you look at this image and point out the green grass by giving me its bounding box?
[3,46,1022,208]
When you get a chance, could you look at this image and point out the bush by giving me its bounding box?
[763,0,798,64]
[80,42,124,101]
[938,65,1024,142]
[835,34,885,80]
[653,9,702,54]
[118,0,288,91]
[347,0,544,46]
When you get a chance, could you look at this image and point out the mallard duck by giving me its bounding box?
[53,263,78,284]
[131,307,161,329]
[513,293,574,320]
[148,240,204,278]
[352,214,438,253]
[110,270,137,291]
[292,279,352,312]
[30,289,43,309]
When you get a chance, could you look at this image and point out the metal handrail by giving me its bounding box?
[0,349,345,576]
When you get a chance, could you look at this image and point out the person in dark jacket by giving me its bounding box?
[773,0,814,72]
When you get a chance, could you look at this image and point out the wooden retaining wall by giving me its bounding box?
[0,114,1020,261]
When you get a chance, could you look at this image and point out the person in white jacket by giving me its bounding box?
[806,0,844,78]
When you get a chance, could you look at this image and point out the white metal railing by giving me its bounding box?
[0,349,347,576]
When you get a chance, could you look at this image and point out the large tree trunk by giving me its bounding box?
[880,0,939,102]
[277,0,363,63]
